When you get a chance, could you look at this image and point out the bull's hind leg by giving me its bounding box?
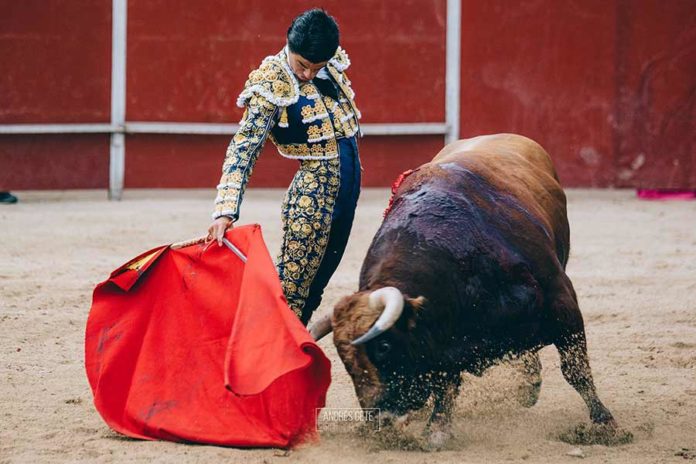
[557,332,615,426]
[546,275,634,445]
[515,350,542,408]
[549,274,616,428]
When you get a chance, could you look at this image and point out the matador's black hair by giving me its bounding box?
[287,9,339,63]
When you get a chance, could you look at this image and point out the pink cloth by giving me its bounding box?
[636,189,696,200]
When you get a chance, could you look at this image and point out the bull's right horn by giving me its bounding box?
[351,287,404,345]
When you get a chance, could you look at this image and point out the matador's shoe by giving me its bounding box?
[0,192,18,204]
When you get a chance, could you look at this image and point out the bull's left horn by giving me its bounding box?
[351,287,404,345]
[308,313,333,341]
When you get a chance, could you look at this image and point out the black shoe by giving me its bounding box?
[0,192,18,204]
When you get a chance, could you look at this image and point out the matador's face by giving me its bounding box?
[287,49,328,82]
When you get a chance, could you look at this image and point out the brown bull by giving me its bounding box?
[311,133,619,448]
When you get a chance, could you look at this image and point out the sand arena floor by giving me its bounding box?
[1,188,695,463]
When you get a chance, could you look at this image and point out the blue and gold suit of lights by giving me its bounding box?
[213,47,362,323]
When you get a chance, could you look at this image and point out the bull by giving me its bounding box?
[310,133,620,448]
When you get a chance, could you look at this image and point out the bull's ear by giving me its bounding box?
[408,296,426,311]
[406,296,426,330]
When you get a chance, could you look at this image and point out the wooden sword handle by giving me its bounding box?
[170,235,209,250]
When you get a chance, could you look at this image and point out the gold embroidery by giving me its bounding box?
[307,125,322,142]
[279,107,289,127]
[321,119,333,138]
[278,144,311,158]
[262,69,278,81]
[302,82,320,100]
[322,96,336,109]
[277,139,339,159]
[228,171,243,184]
[213,93,277,220]
[277,156,341,317]
[237,55,299,108]
[272,80,289,94]
[310,144,324,157]
[333,104,345,120]
[126,250,161,272]
[325,138,338,154]
[328,46,351,72]
[301,104,314,120]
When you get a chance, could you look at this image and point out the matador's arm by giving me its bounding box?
[212,94,278,221]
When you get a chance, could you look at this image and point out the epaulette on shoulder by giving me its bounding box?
[236,54,299,108]
[328,46,351,72]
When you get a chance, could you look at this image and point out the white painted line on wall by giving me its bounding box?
[125,122,447,136]
[109,0,127,200]
[445,0,462,145]
[0,122,448,136]
[359,123,447,136]
[125,122,240,135]
[0,124,115,134]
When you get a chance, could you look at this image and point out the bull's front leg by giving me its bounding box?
[515,349,542,408]
[425,372,461,450]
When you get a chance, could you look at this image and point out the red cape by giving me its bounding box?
[85,225,331,448]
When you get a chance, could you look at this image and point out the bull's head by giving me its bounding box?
[310,287,430,418]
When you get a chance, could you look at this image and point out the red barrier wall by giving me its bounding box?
[0,0,111,124]
[0,135,110,189]
[613,0,696,189]
[124,135,443,188]
[1,1,694,190]
[0,0,111,189]
[459,0,618,187]
[126,0,446,123]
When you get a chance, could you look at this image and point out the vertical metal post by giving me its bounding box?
[109,0,127,200]
[445,0,462,145]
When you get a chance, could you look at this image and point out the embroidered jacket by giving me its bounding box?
[213,47,360,220]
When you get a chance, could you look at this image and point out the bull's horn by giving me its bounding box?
[308,312,333,341]
[351,287,404,345]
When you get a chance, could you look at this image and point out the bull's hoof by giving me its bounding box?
[423,420,453,451]
[362,413,425,451]
[366,424,424,451]
[558,422,634,446]
[516,380,542,408]
[376,412,411,432]
[426,429,452,451]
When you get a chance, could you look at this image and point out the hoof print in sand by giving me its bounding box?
[558,423,634,446]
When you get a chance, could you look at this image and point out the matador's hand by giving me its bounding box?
[207,216,234,246]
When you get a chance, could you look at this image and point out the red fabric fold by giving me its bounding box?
[85,224,331,448]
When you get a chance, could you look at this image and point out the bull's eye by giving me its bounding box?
[374,340,392,360]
